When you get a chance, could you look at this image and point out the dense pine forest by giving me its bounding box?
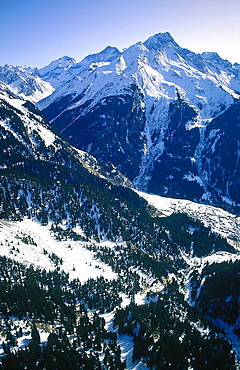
[0,254,237,369]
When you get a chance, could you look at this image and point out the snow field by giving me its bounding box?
[0,218,117,283]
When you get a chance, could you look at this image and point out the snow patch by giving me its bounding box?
[0,218,117,283]
[136,190,240,247]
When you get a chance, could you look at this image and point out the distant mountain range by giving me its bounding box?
[0,32,240,369]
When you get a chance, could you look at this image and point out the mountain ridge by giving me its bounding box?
[30,32,240,213]
[1,32,239,212]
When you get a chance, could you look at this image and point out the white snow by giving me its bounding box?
[118,334,148,370]
[0,218,116,283]
[30,123,56,147]
[102,311,148,370]
[0,64,55,102]
[3,96,27,113]
[136,190,240,248]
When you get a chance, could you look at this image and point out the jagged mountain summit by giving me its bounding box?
[29,31,240,213]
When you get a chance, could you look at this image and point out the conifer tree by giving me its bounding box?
[31,322,40,345]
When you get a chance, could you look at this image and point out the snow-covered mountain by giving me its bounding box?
[0,64,54,102]
[1,32,240,213]
[38,55,76,89]
[26,31,240,213]
[1,33,240,369]
[0,55,77,102]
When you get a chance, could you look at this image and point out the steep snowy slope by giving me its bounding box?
[36,32,240,213]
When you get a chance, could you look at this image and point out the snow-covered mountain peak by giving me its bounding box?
[202,51,222,61]
[0,64,38,85]
[79,45,121,66]
[101,45,121,56]
[2,64,38,74]
[39,56,76,77]
[0,64,54,102]
[119,41,148,71]
[200,52,238,88]
[36,30,238,113]
[143,31,179,51]
[37,56,77,90]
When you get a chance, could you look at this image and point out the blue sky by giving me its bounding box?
[0,0,239,67]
